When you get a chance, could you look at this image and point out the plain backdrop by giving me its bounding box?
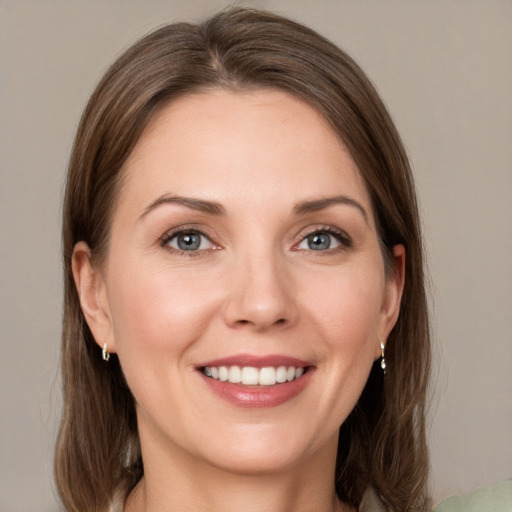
[1,1,511,511]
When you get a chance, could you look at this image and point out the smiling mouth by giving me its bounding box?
[201,365,307,386]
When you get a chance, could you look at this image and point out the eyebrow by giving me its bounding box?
[139,195,226,219]
[140,193,368,223]
[293,195,369,224]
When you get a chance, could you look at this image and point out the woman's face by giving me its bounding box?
[75,89,404,475]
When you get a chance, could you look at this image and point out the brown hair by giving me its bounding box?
[56,7,431,511]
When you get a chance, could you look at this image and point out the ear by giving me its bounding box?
[71,241,116,353]
[375,244,405,359]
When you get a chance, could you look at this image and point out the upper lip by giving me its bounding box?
[196,354,312,369]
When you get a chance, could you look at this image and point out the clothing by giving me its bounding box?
[435,478,512,512]
[109,487,125,512]
[109,478,512,511]
[359,487,386,511]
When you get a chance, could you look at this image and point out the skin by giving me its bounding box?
[73,89,405,512]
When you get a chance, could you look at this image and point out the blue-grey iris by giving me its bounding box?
[307,233,331,250]
[177,233,201,250]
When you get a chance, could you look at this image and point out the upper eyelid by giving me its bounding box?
[160,225,213,242]
[297,225,351,241]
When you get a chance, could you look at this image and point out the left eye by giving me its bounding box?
[297,231,343,251]
[165,231,213,251]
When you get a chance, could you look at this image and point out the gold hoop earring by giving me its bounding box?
[102,342,110,362]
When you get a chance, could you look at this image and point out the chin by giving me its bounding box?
[193,423,335,476]
[206,446,305,476]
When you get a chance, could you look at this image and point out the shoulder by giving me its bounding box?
[359,488,386,512]
[435,478,512,512]
[108,486,126,512]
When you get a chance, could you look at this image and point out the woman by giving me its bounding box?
[55,7,431,512]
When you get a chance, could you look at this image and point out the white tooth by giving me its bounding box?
[286,366,295,381]
[228,366,241,383]
[259,367,277,386]
[276,366,287,383]
[211,367,219,379]
[241,367,259,385]
[204,367,212,377]
[295,367,304,379]
[219,366,229,381]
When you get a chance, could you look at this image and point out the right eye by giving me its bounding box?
[163,230,214,252]
[294,226,352,253]
[298,232,340,251]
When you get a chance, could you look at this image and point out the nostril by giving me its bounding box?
[233,317,287,329]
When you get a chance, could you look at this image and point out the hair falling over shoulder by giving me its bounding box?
[55,7,431,511]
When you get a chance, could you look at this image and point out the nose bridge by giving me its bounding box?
[223,241,297,331]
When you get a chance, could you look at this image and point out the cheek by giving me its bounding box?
[106,261,221,362]
[104,261,226,428]
[306,264,384,343]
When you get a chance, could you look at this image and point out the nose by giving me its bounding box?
[222,251,298,332]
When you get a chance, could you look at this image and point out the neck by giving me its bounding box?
[124,430,353,512]
[127,472,348,512]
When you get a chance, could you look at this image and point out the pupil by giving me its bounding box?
[178,233,200,250]
[308,233,330,250]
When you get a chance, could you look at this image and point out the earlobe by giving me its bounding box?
[71,241,116,353]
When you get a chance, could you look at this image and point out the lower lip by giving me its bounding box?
[199,369,314,408]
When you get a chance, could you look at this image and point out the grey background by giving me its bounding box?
[1,1,511,510]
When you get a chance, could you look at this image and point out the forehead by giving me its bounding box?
[119,88,372,216]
